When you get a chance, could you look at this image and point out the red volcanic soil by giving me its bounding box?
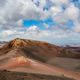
[0,55,80,80]
[0,38,63,62]
[0,38,80,80]
[0,38,79,61]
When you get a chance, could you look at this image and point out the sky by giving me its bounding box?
[0,0,80,45]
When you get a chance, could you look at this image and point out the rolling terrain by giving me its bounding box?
[0,38,80,80]
[0,38,63,62]
[0,70,73,80]
[47,57,80,72]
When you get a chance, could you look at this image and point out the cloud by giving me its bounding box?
[16,19,23,27]
[50,0,70,6]
[27,25,39,31]
[0,0,7,7]
[0,26,80,45]
[0,0,49,29]
[0,0,79,29]
[72,22,80,32]
[51,3,80,30]
[49,6,63,17]
[0,0,80,45]
[64,3,79,21]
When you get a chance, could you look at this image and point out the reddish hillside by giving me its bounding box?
[0,54,80,80]
[0,38,63,62]
[0,38,80,80]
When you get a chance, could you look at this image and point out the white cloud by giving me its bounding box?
[72,22,80,32]
[0,0,80,45]
[16,19,23,27]
[27,25,39,31]
[64,3,79,21]
[0,0,79,29]
[0,27,80,45]
[39,0,46,8]
[51,3,80,30]
[0,30,15,37]
[49,6,63,17]
[0,0,48,27]
[50,0,70,6]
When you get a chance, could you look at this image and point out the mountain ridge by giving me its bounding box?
[0,38,80,80]
[0,38,62,62]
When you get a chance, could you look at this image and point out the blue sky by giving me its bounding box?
[23,18,54,30]
[23,18,74,30]
[0,0,80,45]
[23,0,78,31]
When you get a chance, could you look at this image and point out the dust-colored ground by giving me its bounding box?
[0,70,74,80]
[0,38,80,80]
[47,57,80,72]
[0,55,80,80]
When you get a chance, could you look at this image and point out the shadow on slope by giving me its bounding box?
[0,70,74,80]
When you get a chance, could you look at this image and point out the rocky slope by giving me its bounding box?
[0,38,80,62]
[0,38,63,62]
[0,38,80,80]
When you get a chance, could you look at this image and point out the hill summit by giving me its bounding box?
[0,38,79,62]
[9,38,27,48]
[0,38,62,62]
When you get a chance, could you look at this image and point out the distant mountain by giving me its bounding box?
[64,45,80,55]
[0,41,7,44]
[0,41,7,47]
[66,44,80,47]
[63,44,80,52]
